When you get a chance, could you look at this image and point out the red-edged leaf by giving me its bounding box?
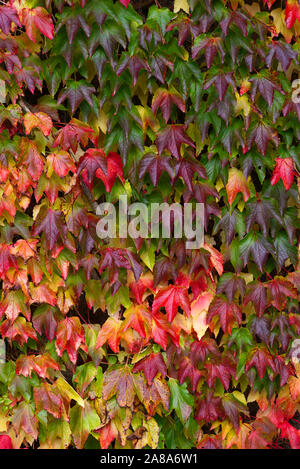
[20,7,54,42]
[152,88,185,124]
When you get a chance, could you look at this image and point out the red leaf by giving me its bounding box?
[207,297,242,334]
[195,392,225,422]
[151,312,180,349]
[152,284,190,323]
[120,0,130,7]
[47,150,76,177]
[0,435,12,449]
[24,112,52,136]
[178,356,202,392]
[53,119,96,153]
[245,347,276,380]
[206,359,236,390]
[139,152,174,187]
[132,353,167,385]
[0,317,37,346]
[31,207,65,251]
[285,1,300,29]
[152,88,185,124]
[55,317,85,364]
[271,157,296,190]
[96,317,122,353]
[0,243,17,280]
[95,151,124,192]
[20,7,54,42]
[77,148,107,190]
[21,137,44,181]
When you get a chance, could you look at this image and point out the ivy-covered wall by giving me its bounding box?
[0,0,299,449]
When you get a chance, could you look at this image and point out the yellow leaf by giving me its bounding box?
[0,411,8,432]
[235,92,250,116]
[232,391,247,407]
[55,376,85,407]
[174,0,190,14]
[271,8,293,43]
[98,109,107,134]
[191,292,214,340]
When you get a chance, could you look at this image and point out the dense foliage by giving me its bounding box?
[0,0,299,450]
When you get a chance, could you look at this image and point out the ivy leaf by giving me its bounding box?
[103,366,135,407]
[55,317,85,364]
[0,244,18,280]
[271,157,296,190]
[169,378,194,423]
[226,168,250,206]
[53,119,96,153]
[116,55,150,87]
[152,284,190,323]
[267,276,298,311]
[24,112,52,136]
[266,42,298,72]
[96,317,122,353]
[207,296,242,334]
[47,150,76,177]
[21,137,44,181]
[195,392,224,422]
[204,72,236,101]
[0,6,21,35]
[156,125,195,160]
[31,207,65,251]
[178,356,203,392]
[206,358,236,390]
[139,152,174,186]
[20,7,54,42]
[246,199,282,237]
[174,157,206,192]
[216,273,246,303]
[57,81,95,113]
[222,393,249,430]
[95,151,124,192]
[244,283,267,317]
[70,401,100,449]
[239,231,275,272]
[12,401,38,439]
[34,382,63,419]
[192,37,225,69]
[245,347,276,380]
[32,305,59,342]
[133,353,167,385]
[285,1,300,28]
[77,148,107,190]
[247,122,279,155]
[152,88,185,123]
